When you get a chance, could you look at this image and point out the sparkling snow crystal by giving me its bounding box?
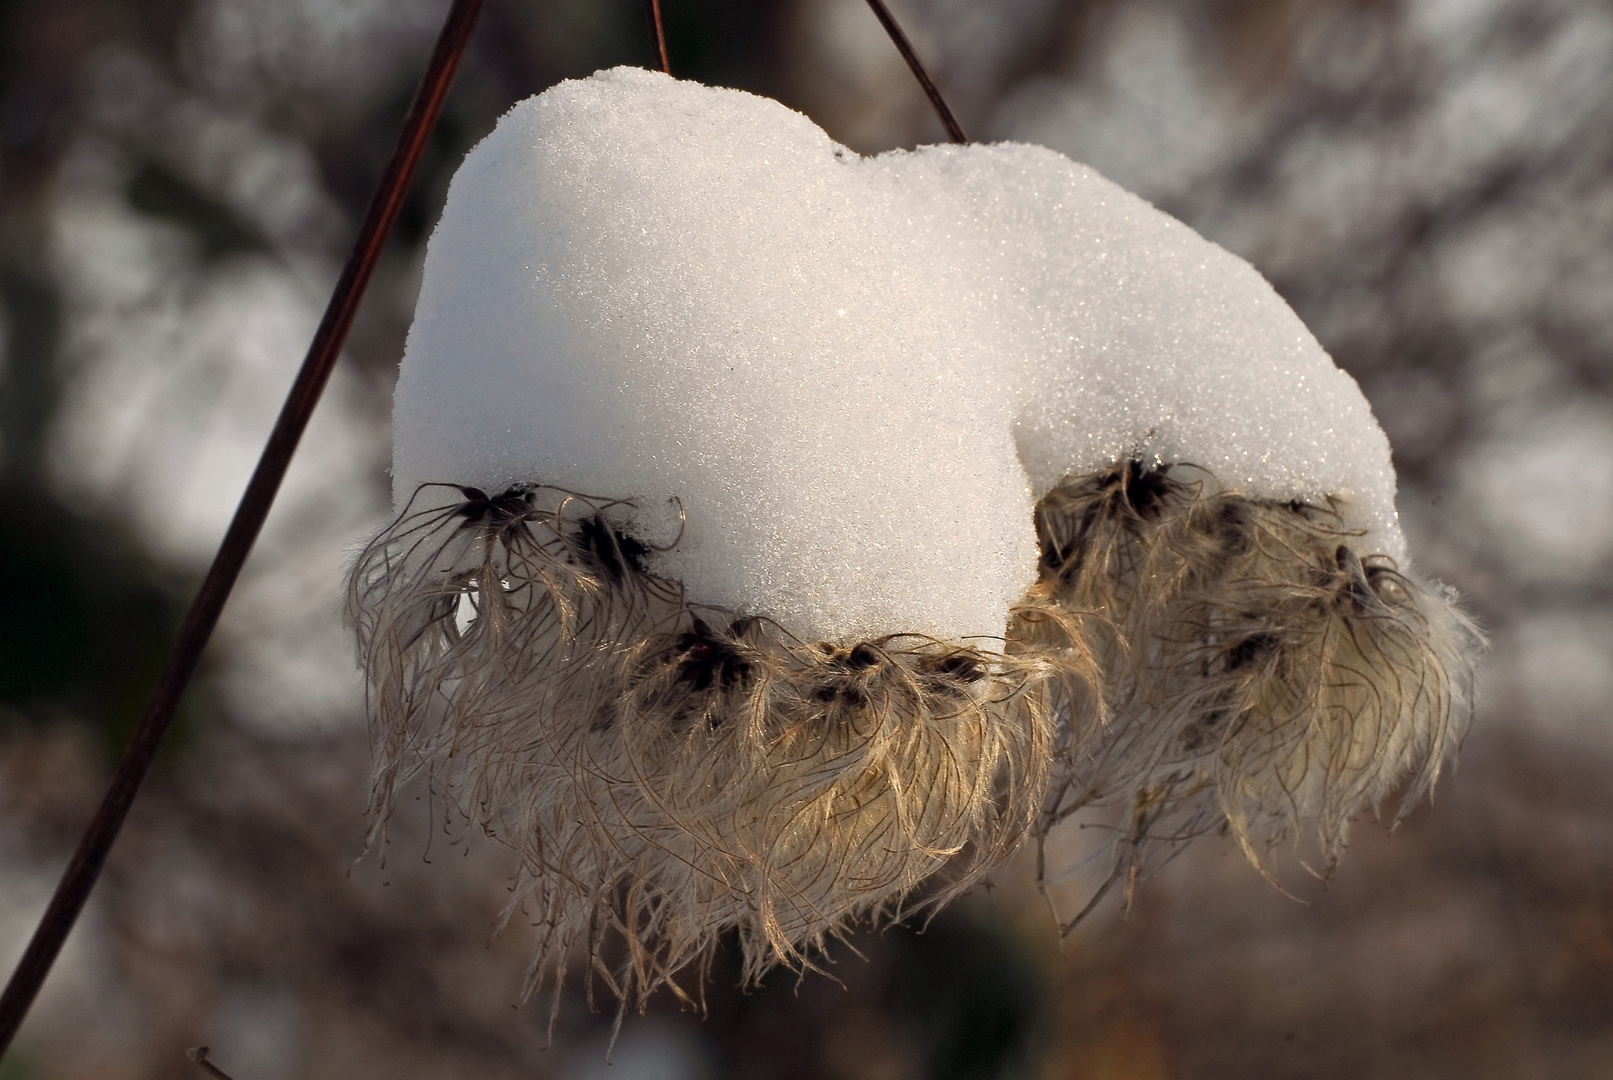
[353,67,1477,1009]
[392,66,1401,645]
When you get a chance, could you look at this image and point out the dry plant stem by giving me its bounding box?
[863,0,968,143]
[645,0,671,74]
[187,1046,237,1080]
[0,0,486,1057]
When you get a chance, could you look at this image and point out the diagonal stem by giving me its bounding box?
[0,0,486,1058]
[187,1046,238,1080]
[645,0,671,74]
[863,0,968,144]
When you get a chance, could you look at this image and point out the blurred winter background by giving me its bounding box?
[1,0,1611,1077]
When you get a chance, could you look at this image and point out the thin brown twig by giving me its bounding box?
[862,0,968,143]
[645,0,671,75]
[0,0,486,1059]
[187,1046,238,1080]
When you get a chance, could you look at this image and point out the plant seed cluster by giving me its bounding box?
[347,464,1479,1014]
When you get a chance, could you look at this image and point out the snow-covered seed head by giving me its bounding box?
[353,70,1485,1010]
[1026,463,1482,922]
[347,485,1059,1010]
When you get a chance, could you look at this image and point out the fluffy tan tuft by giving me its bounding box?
[1028,463,1482,926]
[346,464,1480,1005]
[346,484,1059,1014]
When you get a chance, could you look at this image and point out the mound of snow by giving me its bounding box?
[393,67,1400,644]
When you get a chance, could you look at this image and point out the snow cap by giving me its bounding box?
[393,67,1401,644]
